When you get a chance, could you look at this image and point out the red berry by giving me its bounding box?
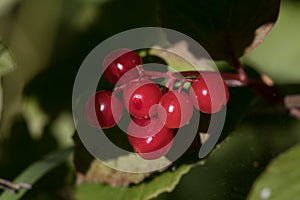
[158,91,193,128]
[189,72,229,114]
[123,81,162,118]
[85,91,123,129]
[102,49,142,85]
[127,118,174,160]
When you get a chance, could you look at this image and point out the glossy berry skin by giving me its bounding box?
[127,118,174,160]
[158,91,193,128]
[85,91,123,129]
[189,72,229,114]
[102,49,142,85]
[123,81,162,118]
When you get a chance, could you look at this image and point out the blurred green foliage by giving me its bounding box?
[0,0,299,199]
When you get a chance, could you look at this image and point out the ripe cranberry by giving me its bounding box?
[127,118,174,160]
[123,81,162,118]
[85,91,123,129]
[102,49,142,85]
[190,72,229,114]
[158,91,193,128]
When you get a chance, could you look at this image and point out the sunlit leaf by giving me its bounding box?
[76,164,192,200]
[244,1,300,84]
[0,41,15,75]
[248,142,300,200]
[0,0,20,16]
[149,41,215,72]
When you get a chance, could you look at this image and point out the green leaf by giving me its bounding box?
[0,40,15,122]
[0,0,20,16]
[0,146,73,200]
[73,131,172,187]
[159,0,280,62]
[149,41,215,72]
[76,164,192,200]
[248,142,300,200]
[0,41,15,75]
[244,1,300,84]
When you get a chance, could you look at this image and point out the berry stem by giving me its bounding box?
[165,77,176,90]
[112,65,295,118]
[177,70,292,116]
[0,178,31,193]
[177,79,188,93]
[232,57,247,82]
[221,72,244,87]
[179,71,200,78]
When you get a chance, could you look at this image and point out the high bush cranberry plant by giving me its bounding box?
[75,0,300,199]
[84,49,229,160]
[2,0,300,199]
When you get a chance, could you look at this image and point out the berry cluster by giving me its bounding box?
[85,49,229,160]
